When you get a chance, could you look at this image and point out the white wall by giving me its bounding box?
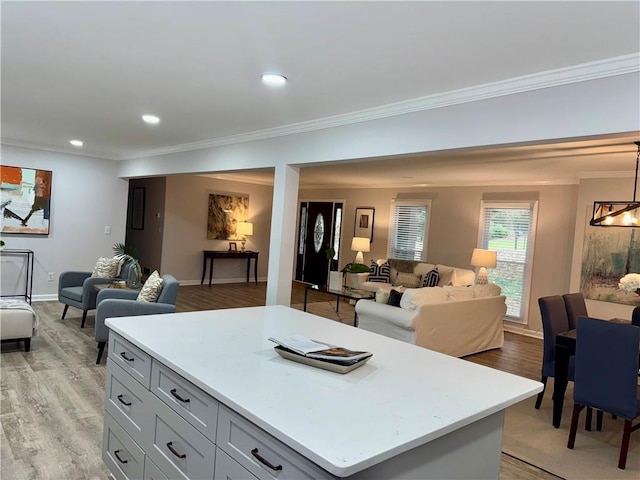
[162,175,273,283]
[0,145,129,300]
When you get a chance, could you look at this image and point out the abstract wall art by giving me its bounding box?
[580,207,640,305]
[207,193,249,240]
[0,165,52,235]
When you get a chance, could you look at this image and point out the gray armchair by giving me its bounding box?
[58,263,132,328]
[94,274,179,363]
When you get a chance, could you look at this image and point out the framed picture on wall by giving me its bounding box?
[354,207,375,242]
[0,165,52,235]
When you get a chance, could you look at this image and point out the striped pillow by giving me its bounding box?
[368,260,391,283]
[422,268,440,287]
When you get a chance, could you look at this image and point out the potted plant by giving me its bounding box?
[341,262,370,289]
[113,242,142,288]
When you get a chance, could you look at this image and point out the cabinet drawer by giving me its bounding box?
[147,394,216,480]
[215,447,258,480]
[103,411,145,480]
[105,359,153,448]
[143,456,170,480]
[109,333,152,388]
[217,405,332,480]
[151,360,218,441]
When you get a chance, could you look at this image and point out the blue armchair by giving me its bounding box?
[94,274,179,363]
[58,263,132,328]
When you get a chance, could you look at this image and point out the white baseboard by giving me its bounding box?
[503,322,543,339]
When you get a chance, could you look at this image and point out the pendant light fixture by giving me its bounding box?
[590,141,640,227]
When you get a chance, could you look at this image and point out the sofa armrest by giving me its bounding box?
[355,299,416,329]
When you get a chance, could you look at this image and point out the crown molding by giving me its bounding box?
[0,137,113,160]
[119,53,640,160]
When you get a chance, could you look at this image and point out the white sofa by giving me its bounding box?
[355,283,507,358]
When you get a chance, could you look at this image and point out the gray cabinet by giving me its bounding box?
[103,331,335,480]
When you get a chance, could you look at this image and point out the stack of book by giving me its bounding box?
[268,334,372,374]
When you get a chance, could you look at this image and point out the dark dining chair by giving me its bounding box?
[632,306,640,327]
[562,292,588,330]
[567,316,640,469]
[535,295,575,409]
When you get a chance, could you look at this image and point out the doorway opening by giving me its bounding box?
[295,201,343,285]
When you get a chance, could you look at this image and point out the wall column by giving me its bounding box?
[266,164,300,305]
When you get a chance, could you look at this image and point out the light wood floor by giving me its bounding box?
[1,282,559,479]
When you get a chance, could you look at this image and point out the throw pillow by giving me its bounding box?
[91,257,121,279]
[421,268,440,287]
[137,270,164,303]
[368,260,391,283]
[395,272,422,288]
[436,266,456,287]
[388,289,404,307]
[375,288,390,304]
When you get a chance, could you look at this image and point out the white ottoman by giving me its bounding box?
[1,300,36,352]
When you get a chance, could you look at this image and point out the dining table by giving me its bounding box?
[552,317,633,428]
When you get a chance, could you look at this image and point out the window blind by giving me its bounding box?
[387,201,429,260]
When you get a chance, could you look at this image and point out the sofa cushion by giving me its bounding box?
[91,257,122,279]
[368,260,391,283]
[395,272,422,288]
[422,268,439,287]
[444,285,475,301]
[413,262,436,278]
[137,270,164,302]
[400,287,448,310]
[388,289,404,307]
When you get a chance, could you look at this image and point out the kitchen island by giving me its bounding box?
[103,305,541,479]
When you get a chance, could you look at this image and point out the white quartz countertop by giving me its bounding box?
[106,305,542,477]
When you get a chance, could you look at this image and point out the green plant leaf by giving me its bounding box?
[112,242,138,263]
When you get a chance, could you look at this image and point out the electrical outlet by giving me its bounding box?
[104,226,112,235]
[47,272,54,282]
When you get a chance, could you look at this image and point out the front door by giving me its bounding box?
[296,202,342,285]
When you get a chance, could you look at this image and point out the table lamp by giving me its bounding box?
[470,248,497,284]
[236,222,253,252]
[351,237,370,264]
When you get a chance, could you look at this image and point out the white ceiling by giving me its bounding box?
[2,1,639,187]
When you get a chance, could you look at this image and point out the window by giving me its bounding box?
[387,200,430,260]
[477,200,538,323]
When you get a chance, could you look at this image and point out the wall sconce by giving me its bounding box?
[236,222,253,251]
[591,141,640,227]
[470,248,497,285]
[351,237,370,264]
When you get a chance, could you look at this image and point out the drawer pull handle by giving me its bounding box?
[166,442,186,459]
[114,450,128,464]
[170,388,190,403]
[251,448,283,471]
[120,351,134,362]
[116,394,131,406]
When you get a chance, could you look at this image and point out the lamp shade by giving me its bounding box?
[351,237,370,253]
[236,222,253,237]
[470,248,497,268]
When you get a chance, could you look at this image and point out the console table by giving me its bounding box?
[201,250,258,286]
[104,306,541,479]
[0,248,34,304]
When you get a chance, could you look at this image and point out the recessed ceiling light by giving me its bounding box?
[69,139,83,147]
[142,114,160,124]
[260,73,287,86]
